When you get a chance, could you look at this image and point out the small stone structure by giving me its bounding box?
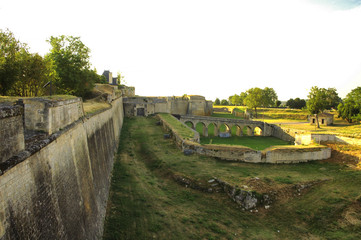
[18,97,84,135]
[123,95,213,117]
[0,105,25,163]
[309,113,334,126]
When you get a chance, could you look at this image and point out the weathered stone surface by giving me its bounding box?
[123,95,213,117]
[0,97,124,239]
[21,97,83,135]
[0,105,25,163]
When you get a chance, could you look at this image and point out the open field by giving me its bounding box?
[103,116,361,240]
[213,105,309,120]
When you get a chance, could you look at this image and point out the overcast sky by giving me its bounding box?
[1,0,361,101]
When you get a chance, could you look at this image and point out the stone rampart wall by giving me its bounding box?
[0,97,124,239]
[159,114,330,164]
[123,96,212,117]
[0,105,25,163]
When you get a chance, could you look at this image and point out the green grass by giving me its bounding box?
[158,113,195,140]
[200,136,292,150]
[103,116,361,240]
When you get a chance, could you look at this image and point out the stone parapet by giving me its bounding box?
[0,105,25,163]
[20,97,84,135]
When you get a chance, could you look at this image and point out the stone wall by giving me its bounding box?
[158,114,331,164]
[123,95,213,117]
[0,97,124,239]
[295,133,361,146]
[20,97,84,135]
[0,105,25,163]
[265,147,331,163]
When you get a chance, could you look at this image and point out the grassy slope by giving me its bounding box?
[103,117,361,240]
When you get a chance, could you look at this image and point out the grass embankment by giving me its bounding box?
[82,101,111,115]
[158,113,194,140]
[103,116,361,240]
[0,95,78,104]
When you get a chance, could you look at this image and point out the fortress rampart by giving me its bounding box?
[123,95,213,117]
[0,96,124,239]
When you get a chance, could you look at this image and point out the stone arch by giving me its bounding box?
[185,121,195,130]
[196,122,208,137]
[254,126,263,136]
[243,126,253,136]
[207,122,217,136]
[219,123,231,133]
[231,124,243,136]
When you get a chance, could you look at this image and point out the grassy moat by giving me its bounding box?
[103,117,361,240]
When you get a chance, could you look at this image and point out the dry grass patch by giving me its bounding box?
[83,100,111,115]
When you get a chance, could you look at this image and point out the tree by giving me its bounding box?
[220,99,229,106]
[239,92,248,106]
[229,94,241,106]
[306,86,327,128]
[337,87,361,123]
[0,29,27,95]
[214,98,220,105]
[325,88,341,110]
[117,72,125,85]
[286,98,306,109]
[262,87,278,107]
[244,87,264,117]
[243,87,278,117]
[46,35,95,97]
[8,52,55,97]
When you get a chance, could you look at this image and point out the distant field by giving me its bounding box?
[213,105,308,120]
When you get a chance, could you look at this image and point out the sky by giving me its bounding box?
[1,0,361,101]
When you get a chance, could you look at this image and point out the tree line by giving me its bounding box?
[0,29,112,98]
[214,86,361,125]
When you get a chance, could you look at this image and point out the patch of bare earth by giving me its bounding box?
[323,143,361,168]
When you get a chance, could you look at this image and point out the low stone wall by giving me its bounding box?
[0,105,25,163]
[265,147,331,163]
[0,97,124,239]
[20,97,84,135]
[159,114,331,164]
[296,133,361,146]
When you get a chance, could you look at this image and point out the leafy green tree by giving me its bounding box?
[46,35,95,97]
[214,98,220,105]
[239,92,248,106]
[262,87,278,107]
[244,87,264,117]
[325,88,341,110]
[306,86,327,128]
[286,98,306,109]
[337,87,361,123]
[0,29,27,95]
[220,99,229,106]
[229,94,241,106]
[8,52,55,97]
